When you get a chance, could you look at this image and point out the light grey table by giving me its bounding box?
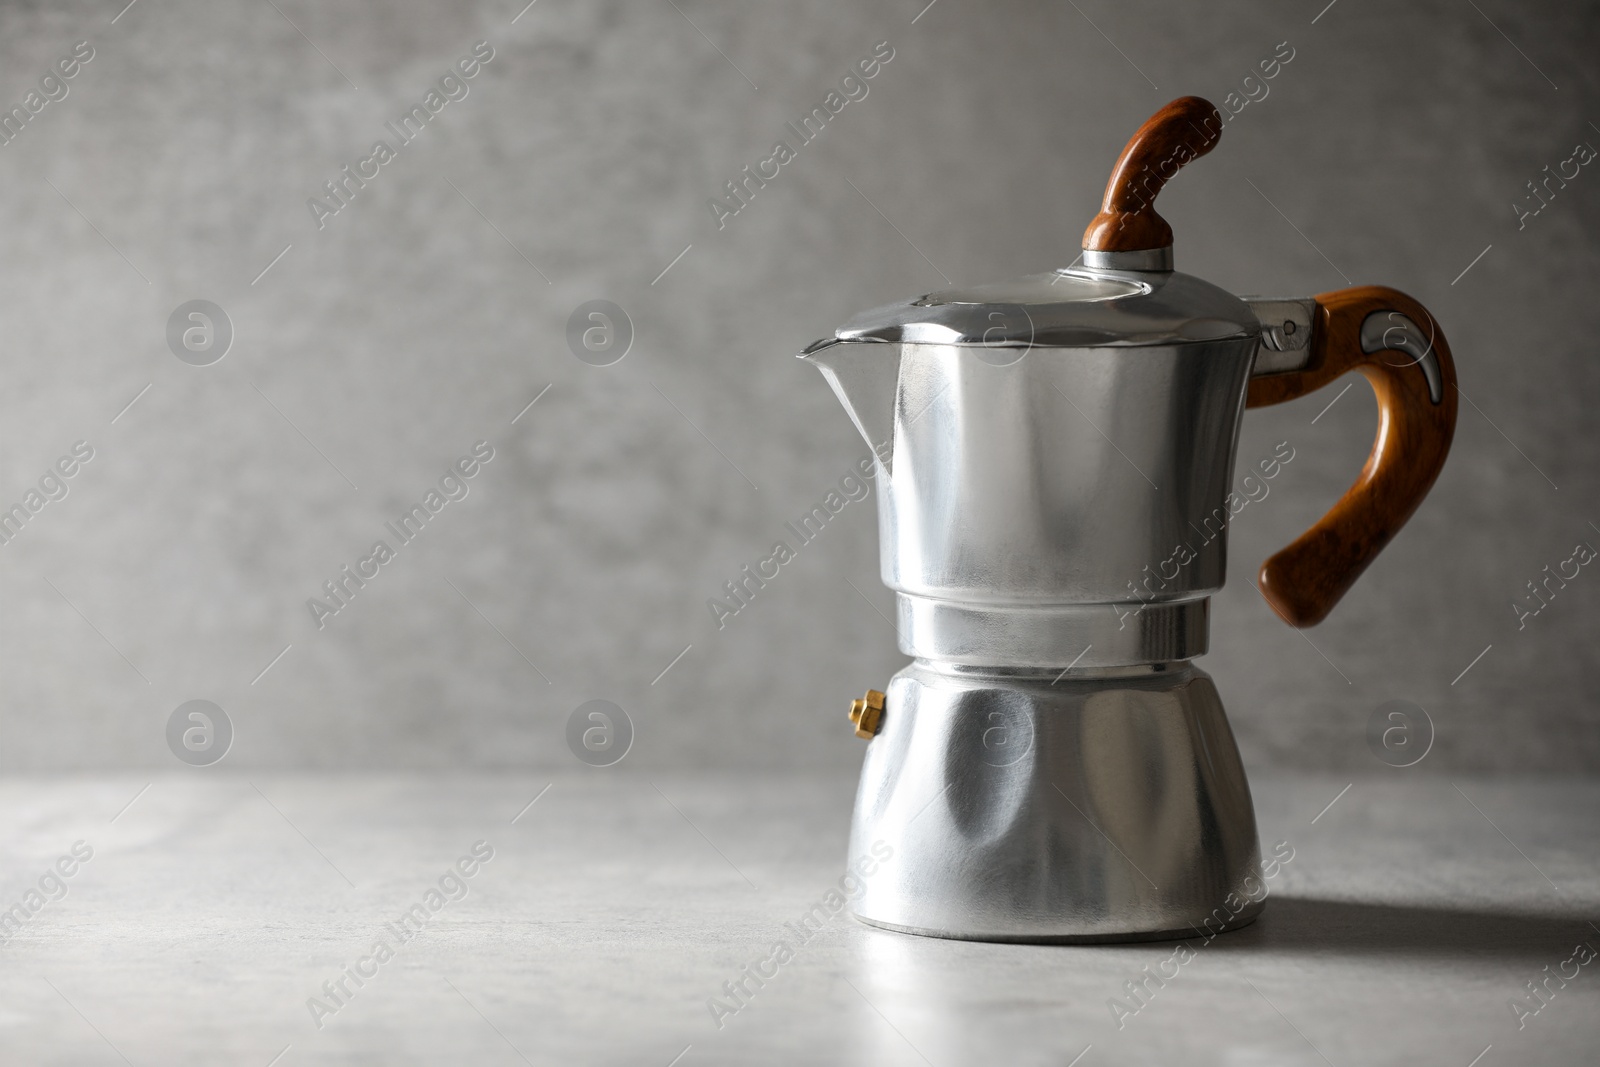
[2,772,1597,1066]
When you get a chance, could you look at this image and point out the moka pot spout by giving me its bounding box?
[798,337,901,475]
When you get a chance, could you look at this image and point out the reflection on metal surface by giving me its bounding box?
[1360,310,1443,404]
[1244,296,1316,377]
[818,266,1253,349]
[1081,246,1174,271]
[802,260,1297,942]
[848,661,1262,942]
[800,339,901,475]
[874,335,1254,669]
[897,595,1209,668]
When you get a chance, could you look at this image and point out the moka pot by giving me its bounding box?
[800,97,1458,942]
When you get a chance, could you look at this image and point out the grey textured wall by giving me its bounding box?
[1,0,1595,773]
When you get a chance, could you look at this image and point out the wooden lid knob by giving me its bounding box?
[1082,97,1224,254]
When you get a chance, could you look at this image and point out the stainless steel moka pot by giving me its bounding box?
[800,97,1459,942]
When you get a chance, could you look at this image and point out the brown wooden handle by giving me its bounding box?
[1246,286,1458,627]
[1082,96,1224,253]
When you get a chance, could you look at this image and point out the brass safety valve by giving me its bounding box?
[849,689,886,740]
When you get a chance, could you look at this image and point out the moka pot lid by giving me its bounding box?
[813,265,1257,351]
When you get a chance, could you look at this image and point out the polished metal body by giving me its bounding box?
[807,266,1264,670]
[803,261,1347,942]
[848,660,1263,942]
[881,333,1253,668]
